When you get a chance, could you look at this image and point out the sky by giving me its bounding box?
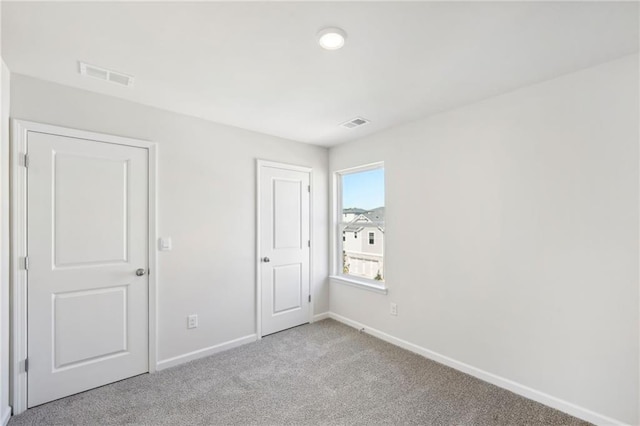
[342,168,385,210]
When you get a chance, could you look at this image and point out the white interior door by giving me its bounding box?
[27,131,149,407]
[259,163,310,336]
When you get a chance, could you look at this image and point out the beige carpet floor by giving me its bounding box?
[10,319,589,425]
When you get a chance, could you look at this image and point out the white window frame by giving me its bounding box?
[331,162,387,294]
[368,232,375,245]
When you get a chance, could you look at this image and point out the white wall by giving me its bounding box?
[9,75,329,365]
[1,59,12,426]
[1,1,13,419]
[6,44,637,426]
[329,54,639,424]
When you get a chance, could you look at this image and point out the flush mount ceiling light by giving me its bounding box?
[317,27,347,50]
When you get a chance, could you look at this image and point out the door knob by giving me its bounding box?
[262,257,270,263]
[136,268,147,276]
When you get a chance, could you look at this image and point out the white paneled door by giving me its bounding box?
[27,131,149,407]
[259,162,311,336]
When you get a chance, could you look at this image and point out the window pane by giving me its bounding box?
[341,168,384,216]
[340,167,384,282]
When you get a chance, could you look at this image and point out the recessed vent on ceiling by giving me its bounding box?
[341,117,370,129]
[79,62,134,88]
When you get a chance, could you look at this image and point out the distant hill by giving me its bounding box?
[343,208,365,214]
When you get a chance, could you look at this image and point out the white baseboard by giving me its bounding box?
[1,406,11,426]
[312,312,330,322]
[328,312,626,426]
[156,334,257,371]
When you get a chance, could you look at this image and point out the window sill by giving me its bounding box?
[329,275,388,295]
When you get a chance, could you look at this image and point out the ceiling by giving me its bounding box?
[2,1,638,146]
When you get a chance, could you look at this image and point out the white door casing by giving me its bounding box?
[257,161,311,337]
[11,120,158,414]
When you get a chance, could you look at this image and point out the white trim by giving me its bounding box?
[330,167,339,287]
[335,161,384,175]
[147,143,159,374]
[1,406,11,426]
[256,160,313,339]
[10,120,28,416]
[156,334,257,371]
[309,167,316,325]
[255,161,261,339]
[12,120,154,149]
[256,159,312,174]
[330,276,388,294]
[328,312,628,426]
[312,312,330,322]
[10,120,158,415]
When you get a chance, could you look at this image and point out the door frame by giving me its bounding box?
[10,119,158,415]
[255,160,313,339]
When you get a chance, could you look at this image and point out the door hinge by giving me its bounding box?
[307,240,310,248]
[24,256,29,271]
[308,294,311,303]
[23,154,29,168]
[307,185,310,193]
[24,358,29,373]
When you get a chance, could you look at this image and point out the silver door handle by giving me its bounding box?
[136,268,147,276]
[262,257,270,263]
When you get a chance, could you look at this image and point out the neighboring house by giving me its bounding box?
[342,207,384,281]
[342,207,366,223]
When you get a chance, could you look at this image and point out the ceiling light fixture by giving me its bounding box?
[317,27,347,50]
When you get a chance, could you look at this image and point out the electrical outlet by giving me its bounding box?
[390,303,398,316]
[187,314,198,329]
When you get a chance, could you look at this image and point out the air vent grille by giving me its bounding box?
[79,62,134,88]
[341,117,370,129]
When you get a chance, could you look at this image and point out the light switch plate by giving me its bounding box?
[187,314,198,329]
[159,237,172,251]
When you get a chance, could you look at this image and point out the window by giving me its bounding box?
[336,163,385,284]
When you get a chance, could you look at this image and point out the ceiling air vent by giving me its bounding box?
[341,117,370,129]
[79,62,134,88]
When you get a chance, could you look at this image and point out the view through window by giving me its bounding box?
[339,166,385,282]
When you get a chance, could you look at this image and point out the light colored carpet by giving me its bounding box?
[10,319,589,425]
